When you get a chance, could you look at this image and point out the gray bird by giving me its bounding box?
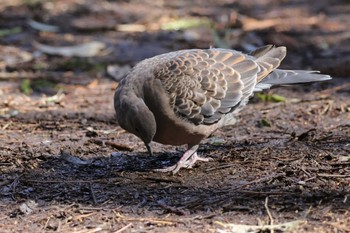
[114,45,331,174]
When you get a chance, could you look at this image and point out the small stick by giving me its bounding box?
[157,200,189,216]
[318,174,350,178]
[324,222,350,232]
[317,82,350,96]
[265,197,274,233]
[89,183,97,205]
[233,173,285,190]
[114,223,132,233]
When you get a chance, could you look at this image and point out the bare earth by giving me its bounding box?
[0,0,349,232]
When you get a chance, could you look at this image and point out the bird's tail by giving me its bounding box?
[250,45,331,91]
[255,69,332,91]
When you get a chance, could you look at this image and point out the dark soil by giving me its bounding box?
[0,0,349,232]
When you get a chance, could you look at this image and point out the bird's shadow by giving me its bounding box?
[103,151,183,172]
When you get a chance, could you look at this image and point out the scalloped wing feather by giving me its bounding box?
[154,49,262,125]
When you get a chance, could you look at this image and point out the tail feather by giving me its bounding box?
[250,45,331,92]
[250,45,275,58]
[253,46,287,82]
[255,69,332,91]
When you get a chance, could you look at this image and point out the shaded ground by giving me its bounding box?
[0,0,350,232]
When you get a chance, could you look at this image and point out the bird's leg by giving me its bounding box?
[185,151,211,168]
[145,142,153,156]
[155,145,211,174]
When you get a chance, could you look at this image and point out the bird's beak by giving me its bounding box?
[145,142,153,156]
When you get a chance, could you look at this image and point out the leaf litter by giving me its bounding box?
[0,0,350,232]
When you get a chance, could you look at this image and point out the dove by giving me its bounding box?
[114,45,331,174]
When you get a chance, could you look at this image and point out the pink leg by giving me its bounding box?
[155,145,211,174]
[185,152,211,168]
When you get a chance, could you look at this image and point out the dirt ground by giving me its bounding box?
[0,0,350,232]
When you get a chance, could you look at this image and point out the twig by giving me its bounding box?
[0,71,46,80]
[317,82,350,96]
[233,173,285,191]
[318,174,350,178]
[114,223,132,233]
[74,227,103,233]
[304,176,317,182]
[144,177,180,183]
[0,71,91,84]
[1,122,11,130]
[56,220,61,232]
[8,175,22,200]
[22,177,123,184]
[324,222,350,232]
[300,166,312,177]
[215,220,305,232]
[329,162,350,166]
[343,195,348,204]
[72,213,96,221]
[236,190,288,195]
[205,164,236,172]
[241,15,320,31]
[113,211,178,225]
[89,183,97,205]
[264,197,274,233]
[157,200,189,216]
[105,141,134,151]
[60,150,90,165]
[43,217,51,231]
[91,139,134,151]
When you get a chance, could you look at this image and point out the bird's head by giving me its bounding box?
[115,88,156,155]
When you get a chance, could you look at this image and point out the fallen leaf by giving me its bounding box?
[0,45,33,68]
[33,41,106,57]
[215,220,305,233]
[161,17,211,30]
[28,19,59,32]
[107,64,131,81]
[0,27,21,37]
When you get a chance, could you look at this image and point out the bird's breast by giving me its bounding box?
[152,114,208,146]
[143,79,216,146]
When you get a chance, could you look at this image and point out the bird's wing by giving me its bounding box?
[154,49,261,125]
[250,45,287,82]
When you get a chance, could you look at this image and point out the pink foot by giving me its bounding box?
[155,145,211,174]
[185,152,211,168]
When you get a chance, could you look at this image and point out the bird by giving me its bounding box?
[114,45,331,174]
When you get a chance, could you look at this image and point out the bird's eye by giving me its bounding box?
[135,127,140,133]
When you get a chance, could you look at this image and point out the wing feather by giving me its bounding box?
[154,49,261,125]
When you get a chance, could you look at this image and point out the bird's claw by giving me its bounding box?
[154,152,211,174]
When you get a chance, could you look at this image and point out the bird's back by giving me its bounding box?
[145,46,285,126]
